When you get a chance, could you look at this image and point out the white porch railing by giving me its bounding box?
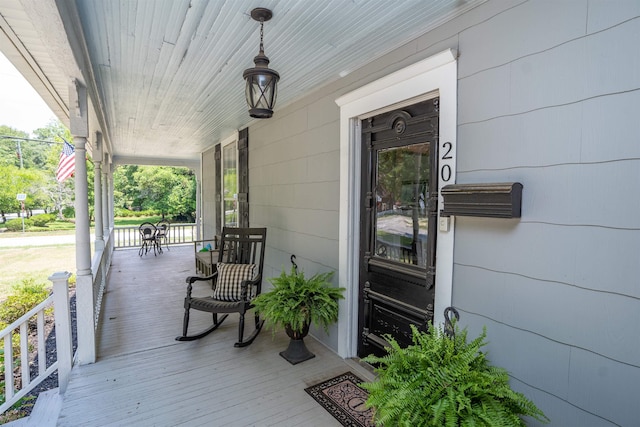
[92,230,114,332]
[112,222,197,249]
[0,223,197,417]
[0,273,73,414]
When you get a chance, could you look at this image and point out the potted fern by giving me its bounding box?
[251,265,345,364]
[361,322,549,426]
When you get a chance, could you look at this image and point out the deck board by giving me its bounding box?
[57,245,372,426]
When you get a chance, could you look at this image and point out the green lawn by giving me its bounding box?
[0,245,76,301]
[0,216,164,300]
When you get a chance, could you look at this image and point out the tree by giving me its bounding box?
[0,165,44,220]
[0,126,30,168]
[32,122,86,219]
[0,121,87,220]
[167,168,196,221]
[113,165,139,210]
[32,120,70,144]
[0,126,56,220]
[113,165,196,221]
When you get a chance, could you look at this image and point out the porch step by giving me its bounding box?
[2,417,27,427]
[4,388,62,427]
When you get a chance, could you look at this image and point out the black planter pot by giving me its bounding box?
[280,323,315,365]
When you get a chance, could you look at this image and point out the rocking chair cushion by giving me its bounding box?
[213,262,257,302]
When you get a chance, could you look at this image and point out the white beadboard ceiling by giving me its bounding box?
[1,0,483,166]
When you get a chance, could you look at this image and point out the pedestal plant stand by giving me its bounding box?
[280,323,315,364]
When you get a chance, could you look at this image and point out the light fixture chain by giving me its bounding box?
[244,8,279,119]
[259,20,264,53]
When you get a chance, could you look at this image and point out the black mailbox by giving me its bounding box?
[440,182,523,218]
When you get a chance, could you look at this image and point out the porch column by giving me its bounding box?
[102,154,111,238]
[195,166,202,241]
[70,79,96,364]
[93,132,104,252]
[108,166,115,229]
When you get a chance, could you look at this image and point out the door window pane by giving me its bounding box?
[375,143,430,267]
[222,142,238,227]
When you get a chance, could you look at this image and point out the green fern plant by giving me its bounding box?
[361,323,549,426]
[252,266,345,334]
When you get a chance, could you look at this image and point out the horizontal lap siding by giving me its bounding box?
[455,219,640,299]
[246,1,640,424]
[459,90,640,171]
[250,118,341,277]
[248,94,341,349]
[454,261,640,368]
[454,1,640,426]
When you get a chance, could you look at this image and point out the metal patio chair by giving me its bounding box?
[176,227,267,347]
[156,220,170,251]
[138,222,159,256]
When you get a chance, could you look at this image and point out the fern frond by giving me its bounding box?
[361,322,549,426]
[251,266,345,334]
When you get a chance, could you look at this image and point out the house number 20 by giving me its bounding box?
[440,141,453,182]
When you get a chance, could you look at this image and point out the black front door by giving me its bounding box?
[358,97,439,358]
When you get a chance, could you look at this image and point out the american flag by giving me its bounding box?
[56,140,75,182]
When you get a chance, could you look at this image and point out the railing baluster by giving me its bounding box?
[4,333,14,401]
[37,310,45,375]
[19,323,29,389]
[111,223,197,249]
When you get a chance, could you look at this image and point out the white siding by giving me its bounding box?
[246,1,640,425]
[452,1,640,426]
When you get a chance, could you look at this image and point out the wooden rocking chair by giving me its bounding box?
[176,227,267,347]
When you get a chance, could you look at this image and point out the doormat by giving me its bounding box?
[304,372,375,427]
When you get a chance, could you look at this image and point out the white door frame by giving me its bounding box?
[335,49,458,358]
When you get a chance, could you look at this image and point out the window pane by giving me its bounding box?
[375,143,430,268]
[224,200,237,227]
[222,142,237,227]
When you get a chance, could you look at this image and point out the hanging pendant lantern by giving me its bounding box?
[243,8,280,119]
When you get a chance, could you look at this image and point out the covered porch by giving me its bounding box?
[58,244,372,425]
[5,1,640,425]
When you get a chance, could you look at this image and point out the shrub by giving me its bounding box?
[45,220,75,231]
[4,219,21,232]
[31,213,56,227]
[62,206,75,218]
[4,218,33,232]
[114,208,160,218]
[0,279,50,325]
[114,207,131,217]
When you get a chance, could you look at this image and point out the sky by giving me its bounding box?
[0,51,57,135]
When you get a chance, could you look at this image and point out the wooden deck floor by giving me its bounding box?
[57,245,373,426]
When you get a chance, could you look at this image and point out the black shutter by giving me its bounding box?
[238,127,249,227]
[215,143,222,235]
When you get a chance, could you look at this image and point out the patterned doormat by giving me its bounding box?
[304,372,375,427]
